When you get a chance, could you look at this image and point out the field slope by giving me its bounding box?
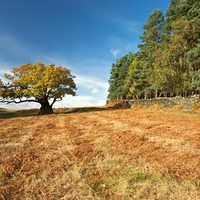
[0,108,200,199]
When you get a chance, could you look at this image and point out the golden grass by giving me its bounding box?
[0,108,200,199]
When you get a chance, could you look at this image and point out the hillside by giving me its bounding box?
[0,107,200,199]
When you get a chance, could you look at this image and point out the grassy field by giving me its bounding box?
[0,106,200,199]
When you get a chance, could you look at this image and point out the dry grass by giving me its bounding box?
[0,107,200,199]
[171,104,184,110]
[106,102,129,109]
[148,103,165,110]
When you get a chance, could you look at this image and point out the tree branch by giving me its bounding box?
[0,99,39,104]
[47,89,53,97]
[50,97,63,107]
[51,98,57,107]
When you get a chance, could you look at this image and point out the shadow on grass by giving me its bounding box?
[0,106,129,119]
[54,106,128,115]
[0,108,39,119]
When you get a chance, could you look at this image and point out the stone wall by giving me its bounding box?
[108,96,200,109]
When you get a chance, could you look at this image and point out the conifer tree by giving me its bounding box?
[107,0,200,100]
[108,53,134,100]
[138,9,165,98]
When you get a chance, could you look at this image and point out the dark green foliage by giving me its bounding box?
[107,0,200,100]
[108,53,134,100]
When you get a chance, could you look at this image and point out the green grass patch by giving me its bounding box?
[83,158,200,199]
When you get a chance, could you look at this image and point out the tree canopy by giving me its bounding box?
[108,0,200,100]
[0,62,76,114]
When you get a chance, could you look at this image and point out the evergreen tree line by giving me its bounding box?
[108,0,200,100]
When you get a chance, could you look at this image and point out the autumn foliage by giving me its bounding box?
[0,62,76,114]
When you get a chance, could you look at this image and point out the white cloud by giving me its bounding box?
[0,62,15,83]
[110,48,120,57]
[91,87,99,94]
[0,95,106,110]
[0,101,40,110]
[75,73,109,90]
[54,95,106,108]
[0,68,9,77]
[0,42,110,110]
[0,64,109,110]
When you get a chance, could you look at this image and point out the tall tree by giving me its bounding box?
[0,62,76,114]
[125,54,149,99]
[187,40,200,93]
[138,9,165,98]
[162,0,200,96]
[108,53,134,100]
[107,0,200,100]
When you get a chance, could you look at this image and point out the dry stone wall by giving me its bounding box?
[108,96,200,109]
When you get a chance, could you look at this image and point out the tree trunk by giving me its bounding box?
[144,91,147,99]
[154,90,158,98]
[39,101,53,115]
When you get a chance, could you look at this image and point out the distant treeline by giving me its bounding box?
[108,0,200,100]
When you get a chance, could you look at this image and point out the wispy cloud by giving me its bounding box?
[0,59,109,109]
[0,32,29,58]
[101,12,140,34]
[0,34,110,110]
[0,64,11,75]
[41,57,110,108]
[0,62,15,83]
[75,74,108,90]
[0,31,44,65]
[91,87,99,94]
[122,19,140,33]
[110,48,120,57]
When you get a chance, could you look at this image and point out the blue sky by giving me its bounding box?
[0,0,170,109]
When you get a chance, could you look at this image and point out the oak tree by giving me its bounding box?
[0,62,76,114]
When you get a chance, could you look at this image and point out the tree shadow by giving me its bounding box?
[0,108,39,119]
[0,105,129,119]
[54,106,128,115]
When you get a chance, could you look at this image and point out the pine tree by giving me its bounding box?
[138,9,165,98]
[162,0,200,96]
[107,0,200,100]
[124,54,149,99]
[108,53,134,100]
